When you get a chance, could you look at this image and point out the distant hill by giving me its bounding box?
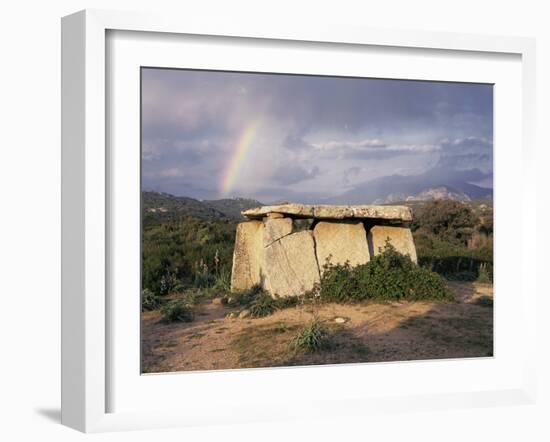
[202,198,264,219]
[372,185,472,204]
[142,191,263,220]
[405,186,471,202]
[142,191,226,220]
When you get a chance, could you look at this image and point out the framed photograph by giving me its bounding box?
[61,9,537,432]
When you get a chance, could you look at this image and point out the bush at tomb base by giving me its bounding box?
[318,241,454,303]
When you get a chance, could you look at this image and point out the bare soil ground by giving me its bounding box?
[141,281,493,373]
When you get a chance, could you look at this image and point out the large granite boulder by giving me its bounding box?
[368,225,417,263]
[313,221,370,272]
[230,220,264,291]
[262,230,320,297]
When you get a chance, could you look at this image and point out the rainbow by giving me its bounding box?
[219,120,261,196]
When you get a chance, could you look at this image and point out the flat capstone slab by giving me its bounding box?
[242,203,412,222]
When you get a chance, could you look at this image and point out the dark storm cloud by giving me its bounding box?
[143,69,492,144]
[264,76,492,137]
[141,68,493,201]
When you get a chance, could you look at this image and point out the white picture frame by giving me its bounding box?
[61,9,537,433]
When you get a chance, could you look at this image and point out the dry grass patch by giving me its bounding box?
[141,281,493,373]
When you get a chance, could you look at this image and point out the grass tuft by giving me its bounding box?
[289,318,331,353]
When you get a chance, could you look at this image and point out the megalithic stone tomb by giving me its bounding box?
[231,203,417,297]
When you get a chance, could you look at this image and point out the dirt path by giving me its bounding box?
[141,281,493,373]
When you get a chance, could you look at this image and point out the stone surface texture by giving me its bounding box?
[262,230,320,297]
[263,217,293,247]
[368,225,418,263]
[242,203,412,221]
[230,220,264,291]
[265,212,284,219]
[313,221,370,272]
[243,204,314,219]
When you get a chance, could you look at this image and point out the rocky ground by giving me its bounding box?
[141,281,493,374]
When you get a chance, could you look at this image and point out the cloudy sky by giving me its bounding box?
[141,68,493,203]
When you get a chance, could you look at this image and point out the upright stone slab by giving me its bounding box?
[230,220,264,292]
[263,230,320,297]
[313,221,370,272]
[368,225,417,263]
[263,217,293,247]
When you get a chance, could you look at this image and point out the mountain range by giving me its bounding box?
[143,164,492,220]
[142,191,262,220]
[324,165,492,204]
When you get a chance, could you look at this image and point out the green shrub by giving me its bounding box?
[290,318,330,353]
[249,293,277,318]
[411,200,477,246]
[399,265,453,301]
[160,299,194,323]
[319,242,453,303]
[273,294,301,309]
[317,260,359,303]
[410,200,494,281]
[230,284,264,306]
[141,288,163,311]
